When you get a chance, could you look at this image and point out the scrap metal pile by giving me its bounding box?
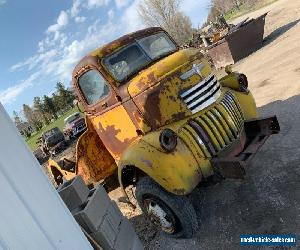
[188,14,268,68]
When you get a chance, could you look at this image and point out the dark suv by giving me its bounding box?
[38,127,66,156]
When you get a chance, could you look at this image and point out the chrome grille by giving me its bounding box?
[180,74,221,114]
[179,92,244,157]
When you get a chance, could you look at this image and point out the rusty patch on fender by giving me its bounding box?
[76,120,117,184]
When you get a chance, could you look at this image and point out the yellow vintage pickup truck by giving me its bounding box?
[48,27,280,238]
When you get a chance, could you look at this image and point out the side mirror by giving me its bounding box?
[73,99,84,113]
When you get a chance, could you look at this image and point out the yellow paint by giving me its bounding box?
[207,111,230,145]
[47,159,76,182]
[117,73,258,191]
[75,125,117,184]
[220,73,241,91]
[73,35,260,195]
[119,136,202,195]
[128,49,208,96]
[47,118,118,186]
[210,108,234,140]
[127,51,213,129]
[231,90,258,120]
[220,74,258,120]
[92,105,137,142]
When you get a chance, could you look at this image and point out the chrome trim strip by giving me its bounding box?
[187,84,220,109]
[184,78,218,103]
[180,73,214,98]
[189,90,221,114]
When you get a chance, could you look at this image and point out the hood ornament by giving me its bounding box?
[180,63,205,80]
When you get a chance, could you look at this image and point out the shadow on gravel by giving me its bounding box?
[132,95,300,250]
[263,19,300,46]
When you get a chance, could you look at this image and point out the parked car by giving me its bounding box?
[33,147,46,164]
[63,112,86,139]
[38,127,66,157]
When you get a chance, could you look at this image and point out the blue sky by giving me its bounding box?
[0,0,210,115]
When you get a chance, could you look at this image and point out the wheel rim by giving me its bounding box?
[144,197,176,234]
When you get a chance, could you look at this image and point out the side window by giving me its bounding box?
[78,70,110,105]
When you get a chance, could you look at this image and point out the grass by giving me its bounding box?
[26,107,79,151]
[224,0,279,21]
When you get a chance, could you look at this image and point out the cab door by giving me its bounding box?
[76,68,138,161]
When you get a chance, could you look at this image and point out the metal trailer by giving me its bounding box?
[208,13,268,69]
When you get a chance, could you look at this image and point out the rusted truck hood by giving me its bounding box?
[127,48,215,129]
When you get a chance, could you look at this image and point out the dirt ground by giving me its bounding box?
[108,0,300,249]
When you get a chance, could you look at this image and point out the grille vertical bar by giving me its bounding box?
[179,92,244,157]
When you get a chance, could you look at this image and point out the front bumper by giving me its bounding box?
[212,116,280,179]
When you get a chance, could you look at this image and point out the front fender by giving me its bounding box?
[118,136,202,195]
[220,73,258,120]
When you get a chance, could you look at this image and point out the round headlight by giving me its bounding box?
[159,129,177,152]
[238,74,249,92]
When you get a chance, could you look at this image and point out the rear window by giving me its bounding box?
[78,70,110,105]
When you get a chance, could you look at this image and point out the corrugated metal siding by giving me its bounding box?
[0,103,92,250]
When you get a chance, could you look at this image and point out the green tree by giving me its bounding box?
[52,92,63,115]
[43,95,58,120]
[33,96,49,125]
[56,82,75,109]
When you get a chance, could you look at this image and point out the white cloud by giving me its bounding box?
[47,11,69,33]
[121,0,144,33]
[11,49,58,72]
[57,11,69,26]
[52,19,117,81]
[114,0,130,8]
[75,16,86,23]
[0,73,39,105]
[108,9,114,20]
[0,83,29,105]
[70,0,81,17]
[0,0,6,6]
[87,0,110,8]
[5,0,145,108]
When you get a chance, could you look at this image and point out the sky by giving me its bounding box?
[0,0,211,115]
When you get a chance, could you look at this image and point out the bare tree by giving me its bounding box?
[23,104,43,132]
[138,0,193,45]
[13,110,22,126]
[208,0,260,20]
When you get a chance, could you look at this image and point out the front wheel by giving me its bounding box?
[135,177,198,238]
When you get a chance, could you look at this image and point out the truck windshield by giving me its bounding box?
[104,32,177,82]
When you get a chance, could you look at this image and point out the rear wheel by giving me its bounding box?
[135,177,198,238]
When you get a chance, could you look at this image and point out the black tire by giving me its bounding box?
[135,177,198,238]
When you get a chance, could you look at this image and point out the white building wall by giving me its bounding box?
[0,103,92,250]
